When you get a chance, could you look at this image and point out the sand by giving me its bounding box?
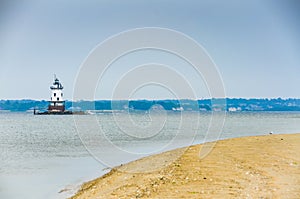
[70,133,300,199]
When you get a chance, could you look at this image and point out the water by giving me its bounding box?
[1,112,300,199]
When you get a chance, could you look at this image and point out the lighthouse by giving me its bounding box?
[48,75,65,113]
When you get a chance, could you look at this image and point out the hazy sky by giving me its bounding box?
[0,0,299,100]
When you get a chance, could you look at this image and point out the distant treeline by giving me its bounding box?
[1,98,300,112]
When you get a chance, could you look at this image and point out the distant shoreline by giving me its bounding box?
[70,133,300,199]
[1,98,300,112]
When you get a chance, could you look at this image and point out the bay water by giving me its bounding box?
[1,112,300,199]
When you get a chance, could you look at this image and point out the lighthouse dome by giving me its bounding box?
[50,77,63,90]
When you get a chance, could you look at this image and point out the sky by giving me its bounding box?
[0,0,299,100]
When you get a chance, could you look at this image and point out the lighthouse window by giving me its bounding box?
[57,97,59,101]
[54,93,56,97]
[61,93,63,97]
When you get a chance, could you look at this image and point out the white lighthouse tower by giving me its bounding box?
[48,75,65,113]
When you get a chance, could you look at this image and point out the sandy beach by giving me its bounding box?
[70,133,300,199]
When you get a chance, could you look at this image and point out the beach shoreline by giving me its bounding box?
[70,133,300,198]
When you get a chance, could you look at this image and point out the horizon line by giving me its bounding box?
[1,97,300,101]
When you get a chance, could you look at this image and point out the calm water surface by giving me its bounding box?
[1,112,300,199]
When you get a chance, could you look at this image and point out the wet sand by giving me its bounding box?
[70,133,300,198]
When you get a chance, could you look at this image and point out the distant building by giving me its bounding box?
[228,107,241,112]
[172,107,184,111]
